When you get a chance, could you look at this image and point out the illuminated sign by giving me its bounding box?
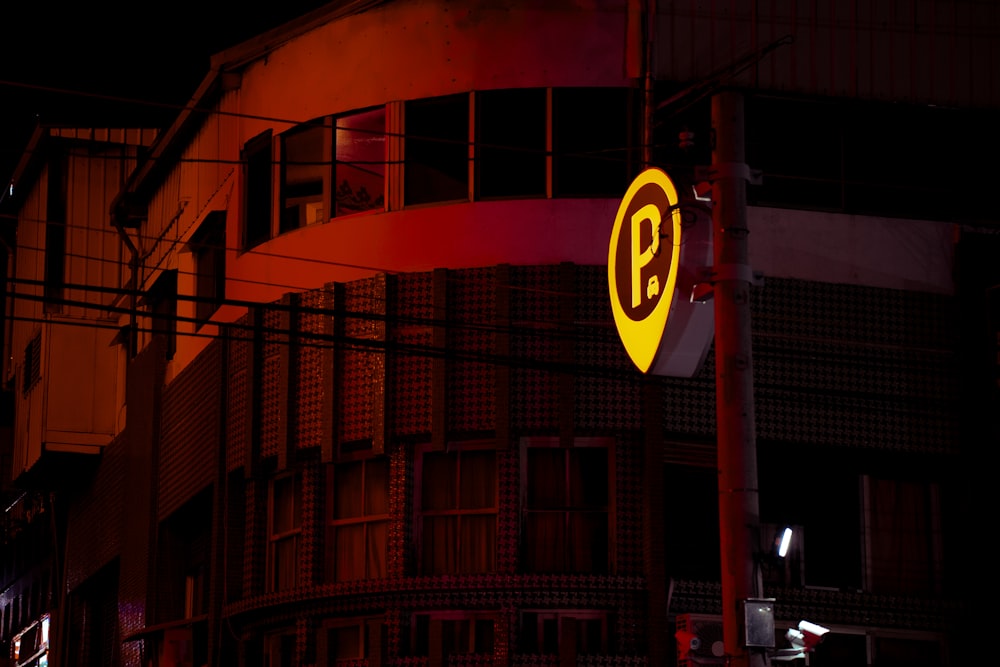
[608,168,714,377]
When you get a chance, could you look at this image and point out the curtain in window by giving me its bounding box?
[331,460,388,581]
[273,537,298,590]
[329,625,362,660]
[869,478,933,595]
[525,447,609,573]
[525,512,564,572]
[367,520,387,578]
[270,476,300,591]
[421,449,496,574]
[423,516,457,574]
[460,515,496,572]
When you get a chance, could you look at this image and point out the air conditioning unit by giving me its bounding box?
[675,613,724,667]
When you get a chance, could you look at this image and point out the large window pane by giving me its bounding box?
[269,474,301,592]
[336,107,385,216]
[328,457,389,581]
[527,449,564,509]
[422,516,457,575]
[333,524,364,581]
[524,442,610,573]
[242,130,272,249]
[552,87,635,197]
[524,513,564,572]
[460,449,496,509]
[280,123,326,232]
[405,94,469,205]
[869,477,939,595]
[334,461,363,518]
[422,452,457,510]
[419,447,497,574]
[459,515,496,573]
[476,88,546,198]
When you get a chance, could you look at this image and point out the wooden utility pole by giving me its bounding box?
[710,90,767,667]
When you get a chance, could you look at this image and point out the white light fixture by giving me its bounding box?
[777,526,793,558]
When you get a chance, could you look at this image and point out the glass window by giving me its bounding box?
[520,610,612,656]
[280,122,327,232]
[418,446,497,574]
[327,457,389,581]
[758,447,862,590]
[410,613,495,658]
[191,211,226,326]
[147,269,178,361]
[476,88,546,198]
[335,107,386,216]
[242,130,273,249]
[268,473,301,592]
[263,629,296,667]
[745,96,844,211]
[318,618,386,665]
[404,94,469,205]
[552,87,636,197]
[523,441,610,573]
[866,476,942,596]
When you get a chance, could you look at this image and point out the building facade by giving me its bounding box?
[1,1,996,666]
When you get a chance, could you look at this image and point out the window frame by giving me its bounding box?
[414,440,499,575]
[334,106,387,218]
[474,88,547,200]
[551,86,638,198]
[325,452,390,582]
[862,474,943,596]
[519,609,613,657]
[403,93,472,207]
[241,130,274,250]
[189,210,226,327]
[408,610,497,659]
[279,119,330,233]
[145,269,178,361]
[316,617,385,665]
[520,436,615,574]
[267,472,302,592]
[262,628,296,667]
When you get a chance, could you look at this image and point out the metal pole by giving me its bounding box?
[710,90,765,667]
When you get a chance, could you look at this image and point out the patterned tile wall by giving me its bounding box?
[657,277,960,454]
[447,267,498,435]
[341,277,382,444]
[751,278,959,453]
[260,305,284,460]
[226,316,252,472]
[510,265,562,433]
[65,435,125,591]
[295,289,330,451]
[158,340,221,521]
[574,264,644,432]
[390,272,434,437]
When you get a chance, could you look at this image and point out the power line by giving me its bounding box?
[3,274,617,347]
[1,288,638,382]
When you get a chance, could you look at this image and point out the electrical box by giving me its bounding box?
[743,598,776,648]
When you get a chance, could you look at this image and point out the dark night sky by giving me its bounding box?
[0,1,333,189]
